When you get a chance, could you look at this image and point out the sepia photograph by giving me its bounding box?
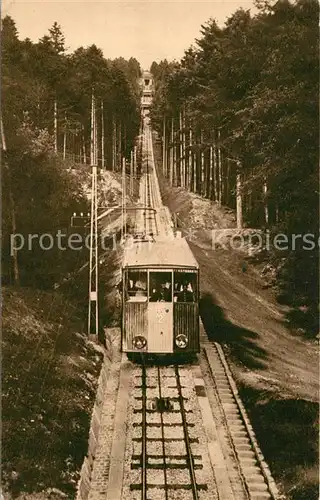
[2,1,319,499]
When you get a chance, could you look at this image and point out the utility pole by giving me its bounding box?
[179,111,183,187]
[82,124,86,164]
[134,145,137,179]
[101,100,105,169]
[121,157,126,241]
[88,91,99,339]
[130,150,134,197]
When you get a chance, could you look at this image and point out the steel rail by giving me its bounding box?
[175,365,199,500]
[157,366,169,500]
[141,364,148,500]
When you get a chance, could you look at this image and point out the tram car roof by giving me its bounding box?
[123,236,199,270]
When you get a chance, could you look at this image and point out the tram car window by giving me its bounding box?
[173,272,197,303]
[126,270,147,302]
[149,271,172,302]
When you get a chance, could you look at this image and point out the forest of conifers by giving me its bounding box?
[2,0,319,333]
[149,0,318,331]
[2,16,141,287]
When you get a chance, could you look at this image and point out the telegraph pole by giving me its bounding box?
[121,157,127,241]
[130,151,134,197]
[88,90,99,339]
[134,145,137,179]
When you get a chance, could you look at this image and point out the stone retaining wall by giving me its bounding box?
[76,331,117,500]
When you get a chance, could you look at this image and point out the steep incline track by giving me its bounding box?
[134,122,173,239]
[85,121,282,500]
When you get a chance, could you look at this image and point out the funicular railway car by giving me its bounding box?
[121,235,200,358]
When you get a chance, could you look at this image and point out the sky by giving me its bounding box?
[2,0,256,69]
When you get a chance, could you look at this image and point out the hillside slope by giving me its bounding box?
[2,287,104,498]
[153,135,319,500]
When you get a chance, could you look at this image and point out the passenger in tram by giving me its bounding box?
[126,276,147,299]
[134,278,147,296]
[149,282,171,302]
[176,282,194,302]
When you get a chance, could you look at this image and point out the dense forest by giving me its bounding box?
[150,0,318,333]
[2,16,141,288]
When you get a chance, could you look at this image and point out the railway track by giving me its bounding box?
[134,122,169,239]
[85,121,282,500]
[125,123,280,500]
[118,352,281,500]
[134,124,158,238]
[126,125,280,499]
[127,364,213,500]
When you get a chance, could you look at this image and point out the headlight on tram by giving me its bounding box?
[133,335,147,349]
[175,334,188,349]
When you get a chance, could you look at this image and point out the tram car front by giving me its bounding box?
[120,235,200,357]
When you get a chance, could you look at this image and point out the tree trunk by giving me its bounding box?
[200,130,204,195]
[54,97,58,153]
[1,116,20,285]
[213,129,218,202]
[188,124,192,191]
[275,204,279,223]
[162,117,166,176]
[263,179,269,226]
[112,117,116,171]
[123,125,127,158]
[170,117,174,186]
[226,158,230,207]
[217,128,222,205]
[118,121,122,168]
[236,167,243,229]
[209,144,213,200]
[63,112,67,160]
[179,110,184,188]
